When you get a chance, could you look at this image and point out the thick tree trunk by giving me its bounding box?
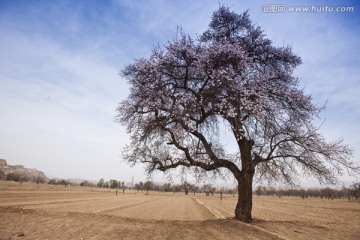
[235,138,255,223]
[235,172,254,223]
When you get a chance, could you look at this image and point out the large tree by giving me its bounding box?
[117,6,358,222]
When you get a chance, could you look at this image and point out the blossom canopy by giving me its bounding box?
[117,6,356,222]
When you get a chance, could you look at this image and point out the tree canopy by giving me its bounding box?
[117,6,358,222]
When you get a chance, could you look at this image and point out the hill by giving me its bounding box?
[0,159,48,182]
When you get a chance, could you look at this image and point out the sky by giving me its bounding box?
[0,0,359,187]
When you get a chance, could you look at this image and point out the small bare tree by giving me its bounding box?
[121,181,127,194]
[109,179,118,189]
[349,182,360,200]
[161,183,172,192]
[181,181,192,195]
[97,178,104,188]
[59,179,70,187]
[255,186,262,196]
[192,185,199,195]
[144,181,153,194]
[202,184,215,196]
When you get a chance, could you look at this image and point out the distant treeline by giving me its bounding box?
[4,172,46,185]
[12,175,358,200]
[95,179,223,196]
[64,178,360,200]
[254,184,360,200]
[55,178,235,196]
[48,179,71,187]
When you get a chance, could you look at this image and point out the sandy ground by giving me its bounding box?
[0,182,359,239]
[195,195,360,240]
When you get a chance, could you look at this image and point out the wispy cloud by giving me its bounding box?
[0,0,359,185]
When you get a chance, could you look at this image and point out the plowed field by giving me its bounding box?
[1,181,359,239]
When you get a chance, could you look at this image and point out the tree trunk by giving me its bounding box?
[235,172,254,223]
[235,138,255,223]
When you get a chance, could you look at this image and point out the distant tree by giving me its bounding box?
[19,175,29,185]
[287,189,295,197]
[109,179,119,189]
[139,181,144,191]
[192,185,199,195]
[144,181,153,194]
[202,184,215,196]
[349,182,360,200]
[48,179,57,185]
[181,181,192,195]
[305,189,318,198]
[153,184,160,191]
[321,187,334,200]
[211,187,216,196]
[80,180,87,187]
[172,184,181,194]
[135,181,145,192]
[299,189,307,199]
[134,183,141,192]
[161,183,172,192]
[117,6,358,222]
[6,173,20,182]
[255,186,262,196]
[333,188,344,199]
[58,179,70,187]
[5,173,29,185]
[35,176,45,185]
[80,180,95,187]
[97,178,104,188]
[120,181,127,194]
[339,185,348,199]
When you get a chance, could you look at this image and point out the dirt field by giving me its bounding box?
[1,181,359,239]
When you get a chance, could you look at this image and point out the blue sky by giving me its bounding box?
[0,0,359,187]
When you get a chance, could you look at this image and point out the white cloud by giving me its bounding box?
[0,22,132,180]
[0,0,359,185]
